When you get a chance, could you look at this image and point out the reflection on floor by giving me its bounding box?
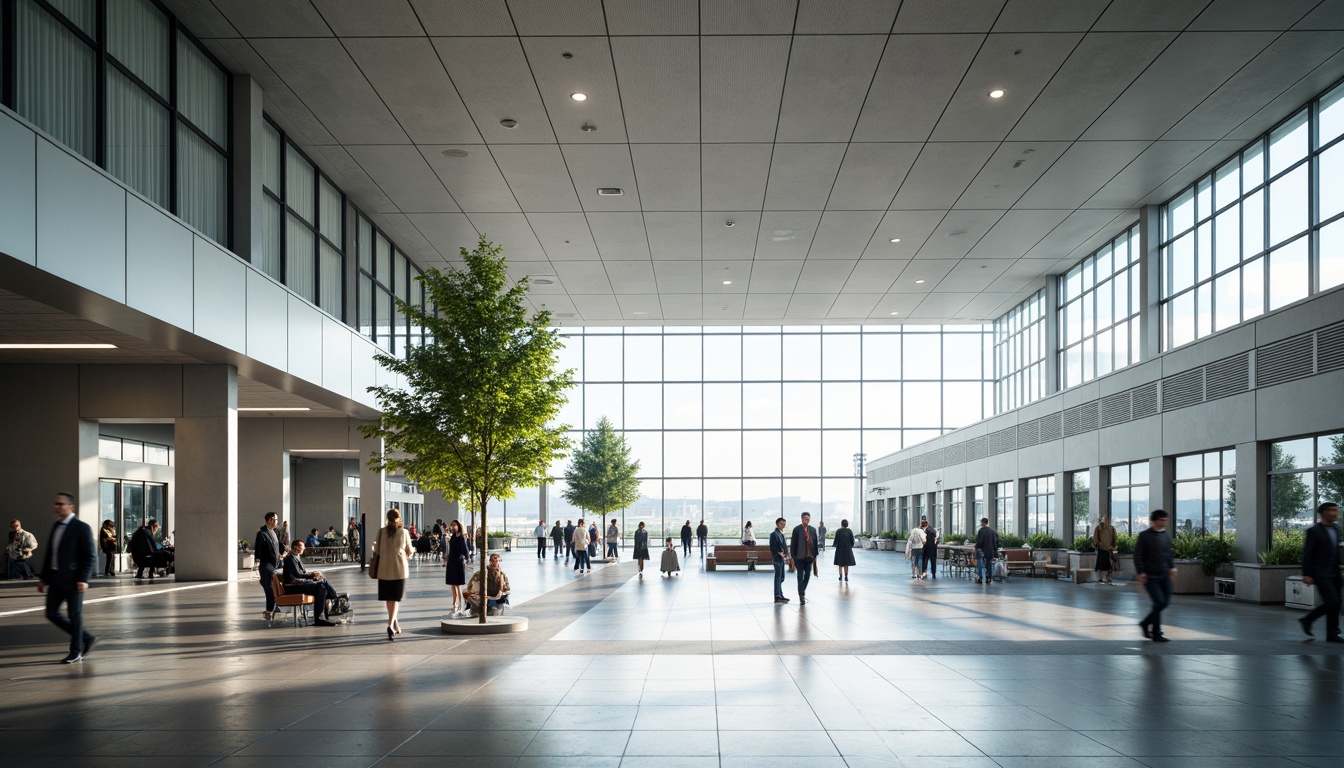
[2,544,1341,767]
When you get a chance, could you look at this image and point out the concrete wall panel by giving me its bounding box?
[79,365,184,418]
[1097,415,1162,467]
[245,271,288,370]
[286,296,323,385]
[193,236,247,351]
[1161,391,1256,456]
[321,316,353,399]
[0,112,37,265]
[352,339,379,404]
[36,140,126,302]
[126,198,194,330]
[1255,370,1344,442]
[282,417,355,450]
[1061,432,1100,473]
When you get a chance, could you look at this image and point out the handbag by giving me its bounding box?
[368,534,381,579]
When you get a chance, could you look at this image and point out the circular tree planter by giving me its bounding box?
[441,615,529,634]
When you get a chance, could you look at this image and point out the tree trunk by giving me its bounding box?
[478,493,488,624]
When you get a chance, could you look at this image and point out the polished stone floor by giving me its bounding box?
[2,545,1342,768]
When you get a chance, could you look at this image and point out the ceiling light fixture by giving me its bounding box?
[580,123,597,132]
[528,275,556,285]
[441,149,469,158]
[989,89,1005,99]
[889,311,899,315]
[291,449,354,453]
[632,311,647,315]
[238,407,311,412]
[915,280,925,284]
[889,238,901,243]
[500,118,518,128]
[596,187,623,196]
[722,280,732,285]
[0,343,117,349]
[571,93,587,101]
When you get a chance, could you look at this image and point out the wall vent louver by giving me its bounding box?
[1100,392,1131,427]
[1315,322,1344,373]
[988,426,1017,456]
[1017,418,1040,447]
[1038,412,1062,440]
[1162,368,1204,411]
[1256,333,1314,387]
[1205,353,1251,400]
[1131,383,1159,418]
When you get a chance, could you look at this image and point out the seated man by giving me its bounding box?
[464,553,511,616]
[282,542,339,626]
[130,520,175,579]
[7,519,38,580]
[305,529,322,548]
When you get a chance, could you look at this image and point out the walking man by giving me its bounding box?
[1299,502,1342,642]
[696,520,709,558]
[680,520,693,557]
[550,520,564,560]
[791,512,818,605]
[534,519,547,559]
[1134,509,1176,642]
[563,520,576,564]
[770,517,790,603]
[38,493,96,663]
[817,521,827,553]
[973,517,998,584]
[256,512,285,621]
[572,519,590,573]
[606,520,620,559]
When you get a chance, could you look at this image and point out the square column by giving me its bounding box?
[1053,471,1072,544]
[0,366,99,530]
[1016,478,1030,539]
[1148,455,1175,527]
[359,435,386,564]
[174,365,238,582]
[1089,465,1105,537]
[1235,441,1269,562]
[237,419,289,547]
[1140,204,1161,362]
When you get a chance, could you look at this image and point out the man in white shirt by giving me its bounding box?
[38,493,97,663]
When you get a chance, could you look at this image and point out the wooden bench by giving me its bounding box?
[1041,563,1070,579]
[271,573,315,626]
[707,544,771,571]
[1002,548,1038,577]
[1073,567,1095,584]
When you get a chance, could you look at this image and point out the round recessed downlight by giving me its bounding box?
[889,238,901,243]
[500,118,518,128]
[571,93,587,101]
[989,89,1005,99]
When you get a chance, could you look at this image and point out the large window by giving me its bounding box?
[993,481,1014,534]
[1160,80,1344,350]
[993,291,1045,414]
[354,211,425,356]
[1108,461,1149,535]
[260,118,345,316]
[547,325,992,540]
[1070,471,1090,533]
[948,488,964,535]
[8,0,230,245]
[1267,434,1344,533]
[1058,225,1141,388]
[1174,449,1236,538]
[1024,476,1055,536]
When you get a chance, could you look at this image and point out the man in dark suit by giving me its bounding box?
[256,512,284,621]
[770,517,790,604]
[680,521,693,557]
[696,520,709,558]
[38,493,96,663]
[283,542,338,626]
[790,512,818,604]
[973,517,999,584]
[563,520,576,564]
[1299,502,1342,642]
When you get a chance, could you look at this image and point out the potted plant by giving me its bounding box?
[1026,532,1067,565]
[1068,535,1096,575]
[882,530,903,551]
[1170,531,1224,594]
[1113,533,1137,576]
[486,531,515,551]
[1235,530,1303,604]
[237,539,254,571]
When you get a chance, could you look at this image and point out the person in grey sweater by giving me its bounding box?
[1133,509,1176,642]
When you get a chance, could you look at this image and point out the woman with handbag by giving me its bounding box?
[371,508,413,640]
[632,521,650,577]
[444,520,469,616]
[99,520,118,577]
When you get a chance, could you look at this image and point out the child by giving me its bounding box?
[660,536,680,576]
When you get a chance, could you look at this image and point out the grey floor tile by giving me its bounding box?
[959,731,1120,757]
[524,730,630,756]
[632,705,719,730]
[625,730,720,756]
[390,729,537,757]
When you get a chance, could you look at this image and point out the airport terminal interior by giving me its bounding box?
[4,1,1344,766]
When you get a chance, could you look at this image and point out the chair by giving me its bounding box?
[271,573,314,626]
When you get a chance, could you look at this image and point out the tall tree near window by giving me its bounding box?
[562,416,641,557]
[1225,443,1313,529]
[361,236,573,623]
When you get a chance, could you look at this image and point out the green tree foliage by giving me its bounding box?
[361,236,573,622]
[1071,475,1090,526]
[1224,443,1314,528]
[562,416,641,542]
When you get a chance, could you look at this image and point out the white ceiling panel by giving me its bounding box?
[1092,0,1208,31]
[420,146,519,213]
[252,39,408,144]
[1189,0,1318,30]
[411,0,515,35]
[890,143,997,209]
[1225,51,1344,142]
[763,144,847,210]
[703,212,763,260]
[346,146,458,212]
[1082,32,1279,140]
[508,0,607,35]
[702,261,753,294]
[1016,141,1151,209]
[852,34,982,142]
[1085,140,1214,209]
[1296,1,1344,30]
[1138,140,1246,204]
[908,292,976,318]
[611,37,700,142]
[645,213,702,261]
[631,145,700,211]
[465,213,547,260]
[654,262,702,293]
[785,293,839,319]
[841,260,909,293]
[829,293,882,318]
[795,0,899,33]
[604,0,698,34]
[965,209,1071,260]
[993,0,1108,32]
[888,259,959,292]
[554,261,614,294]
[305,145,397,213]
[159,0,237,38]
[343,38,482,144]
[562,145,642,212]
[701,36,792,142]
[935,259,1013,292]
[312,0,422,35]
[862,210,948,259]
[743,293,790,319]
[932,33,1083,142]
[914,210,1005,260]
[614,294,665,320]
[1022,208,1131,261]
[870,293,924,318]
[776,35,887,142]
[605,261,659,293]
[701,0,798,34]
[207,39,336,145]
[525,213,600,261]
[808,211,884,259]
[893,0,1006,33]
[797,260,857,293]
[956,141,1070,209]
[214,0,330,36]
[748,260,804,293]
[431,37,556,144]
[570,293,624,320]
[701,144,773,210]
[826,143,922,210]
[522,36,627,144]
[755,212,823,260]
[379,213,444,266]
[1009,32,1176,141]
[586,213,652,260]
[957,292,1023,319]
[663,294,708,320]
[404,213,478,262]
[489,145,581,212]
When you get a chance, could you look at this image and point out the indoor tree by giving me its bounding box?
[361,236,573,623]
[562,416,641,560]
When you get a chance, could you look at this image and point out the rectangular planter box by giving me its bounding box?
[1234,562,1301,604]
[237,552,255,571]
[1172,559,1214,594]
[1068,551,1097,575]
[1115,553,1135,577]
[1033,548,1069,566]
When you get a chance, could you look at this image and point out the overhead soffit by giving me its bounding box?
[166,0,1344,325]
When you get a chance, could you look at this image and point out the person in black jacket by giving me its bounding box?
[550,521,564,560]
[681,521,693,557]
[38,493,97,663]
[1134,509,1176,642]
[283,542,338,626]
[696,520,709,558]
[770,517,790,603]
[563,520,576,564]
[973,518,998,584]
[790,513,819,604]
[1298,502,1342,642]
[255,512,285,621]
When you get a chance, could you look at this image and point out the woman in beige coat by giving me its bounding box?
[1093,516,1118,585]
[373,508,413,640]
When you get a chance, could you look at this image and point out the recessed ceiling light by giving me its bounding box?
[580,123,597,133]
[0,343,117,349]
[989,89,1005,99]
[722,280,732,285]
[571,93,587,101]
[238,407,311,412]
[632,311,647,315]
[596,187,623,196]
[528,275,556,286]
[889,238,901,243]
[441,149,469,157]
[915,280,925,284]
[500,118,518,128]
[889,311,899,315]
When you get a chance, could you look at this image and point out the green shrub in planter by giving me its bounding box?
[998,532,1026,548]
[1196,535,1235,576]
[1072,535,1095,552]
[1115,533,1136,555]
[487,531,513,538]
[943,533,968,544]
[1171,530,1202,560]
[1258,529,1305,565]
[1026,533,1063,549]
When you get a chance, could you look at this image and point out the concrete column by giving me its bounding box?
[0,366,99,532]
[941,488,954,535]
[986,482,1000,533]
[230,75,263,265]
[1235,441,1269,563]
[293,458,344,539]
[964,486,978,533]
[1053,471,1071,544]
[1043,278,1061,396]
[1090,465,1106,534]
[1140,204,1162,362]
[1149,455,1175,523]
[237,419,289,547]
[1016,478,1029,539]
[174,365,238,582]
[359,436,386,558]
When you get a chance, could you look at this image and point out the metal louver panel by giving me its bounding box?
[1317,323,1344,373]
[1162,368,1204,411]
[966,435,988,460]
[1132,383,1159,418]
[1205,353,1250,401]
[988,427,1017,456]
[1256,333,1314,387]
[1038,412,1062,441]
[1062,402,1098,436]
[1017,418,1040,447]
[1100,392,1131,427]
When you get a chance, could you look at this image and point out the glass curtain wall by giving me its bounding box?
[1159,80,1344,350]
[993,291,1045,414]
[1058,225,1142,388]
[1174,449,1236,537]
[993,481,1014,533]
[545,325,992,541]
[1266,434,1344,533]
[9,0,230,245]
[948,488,964,535]
[1070,472,1090,533]
[353,210,425,357]
[1108,461,1150,534]
[1024,476,1055,536]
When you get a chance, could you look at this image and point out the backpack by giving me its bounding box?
[330,593,351,615]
